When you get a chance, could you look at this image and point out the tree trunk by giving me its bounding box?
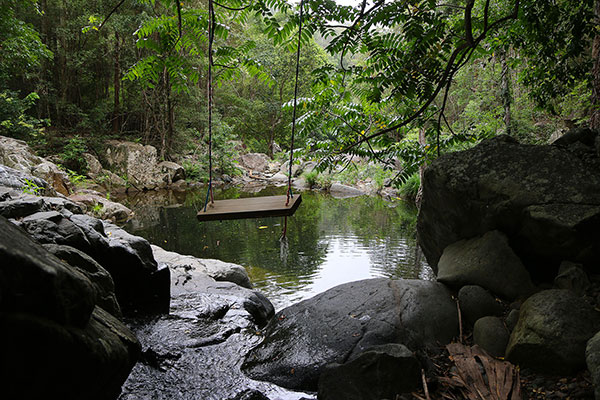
[591,0,600,130]
[499,47,512,135]
[113,31,121,133]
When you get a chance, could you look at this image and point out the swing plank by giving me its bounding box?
[196,194,302,222]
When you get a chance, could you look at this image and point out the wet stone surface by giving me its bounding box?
[119,282,314,400]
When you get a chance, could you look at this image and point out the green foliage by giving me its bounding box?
[398,173,420,202]
[302,169,319,188]
[60,136,88,173]
[182,160,207,182]
[0,90,47,141]
[64,168,87,185]
[21,178,43,196]
[91,203,104,216]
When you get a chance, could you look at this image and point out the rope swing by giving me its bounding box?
[197,0,304,225]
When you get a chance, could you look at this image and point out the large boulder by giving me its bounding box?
[506,289,600,374]
[417,133,600,280]
[0,164,50,194]
[317,344,421,400]
[242,278,458,391]
[329,182,365,198]
[586,331,600,400]
[158,160,185,184]
[83,152,127,189]
[437,230,535,300]
[69,192,133,223]
[43,243,122,317]
[105,140,162,190]
[0,216,140,399]
[152,244,252,289]
[0,135,71,195]
[13,206,169,314]
[240,153,270,172]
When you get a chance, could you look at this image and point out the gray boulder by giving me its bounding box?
[240,153,270,172]
[105,140,162,190]
[43,243,121,317]
[438,230,535,300]
[158,160,185,184]
[0,135,71,195]
[506,289,600,374]
[458,285,504,327]
[0,164,50,194]
[15,208,169,314]
[329,182,365,198]
[318,344,421,400]
[554,261,590,296]
[585,331,600,400]
[152,244,252,289]
[242,278,458,391]
[473,316,509,358]
[417,133,600,280]
[505,309,520,332]
[0,216,140,399]
[69,192,133,223]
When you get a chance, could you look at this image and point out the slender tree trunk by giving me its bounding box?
[499,47,512,135]
[591,0,600,130]
[113,32,121,133]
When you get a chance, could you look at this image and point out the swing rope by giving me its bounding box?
[203,0,304,227]
[204,0,215,212]
[286,0,305,207]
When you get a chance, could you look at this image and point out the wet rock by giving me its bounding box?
[554,261,590,296]
[43,243,121,317]
[14,208,169,314]
[0,215,95,326]
[506,289,600,374]
[329,182,365,198]
[473,316,509,358]
[317,344,421,400]
[2,306,140,400]
[0,194,44,218]
[119,268,285,400]
[585,331,600,400]
[417,133,600,280]
[438,230,535,300]
[506,309,520,332]
[242,278,458,391]
[152,244,252,289]
[458,285,504,327]
[228,389,271,400]
[0,215,140,399]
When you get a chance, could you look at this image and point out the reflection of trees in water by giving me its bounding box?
[125,187,426,287]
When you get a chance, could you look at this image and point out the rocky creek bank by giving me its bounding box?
[3,128,600,399]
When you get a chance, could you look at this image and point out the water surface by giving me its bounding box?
[122,186,433,309]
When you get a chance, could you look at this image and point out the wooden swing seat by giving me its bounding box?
[196,194,302,222]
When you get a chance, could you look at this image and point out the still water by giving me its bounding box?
[121,186,433,310]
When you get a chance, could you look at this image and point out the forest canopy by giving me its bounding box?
[0,0,596,182]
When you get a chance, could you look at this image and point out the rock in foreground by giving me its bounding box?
[417,133,600,279]
[0,216,140,400]
[242,278,458,391]
[506,289,600,374]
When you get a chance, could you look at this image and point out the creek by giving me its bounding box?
[117,186,433,400]
[122,186,433,310]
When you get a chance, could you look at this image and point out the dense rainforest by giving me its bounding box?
[0,0,597,189]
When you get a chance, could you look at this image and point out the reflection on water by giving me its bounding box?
[121,187,433,310]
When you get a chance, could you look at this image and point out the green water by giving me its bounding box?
[121,186,433,309]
